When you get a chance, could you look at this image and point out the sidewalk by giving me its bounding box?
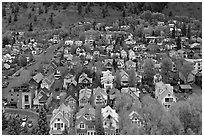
[5,107,39,116]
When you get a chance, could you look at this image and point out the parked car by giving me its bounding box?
[27,121,33,128]
[22,116,28,122]
[3,81,9,88]
[15,72,21,77]
[3,75,8,79]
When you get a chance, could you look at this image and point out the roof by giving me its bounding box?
[33,73,44,83]
[102,106,119,122]
[179,84,192,89]
[93,87,107,99]
[39,91,49,103]
[76,104,95,118]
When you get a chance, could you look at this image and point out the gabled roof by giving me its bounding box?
[78,72,92,83]
[79,88,92,100]
[52,103,72,114]
[76,104,95,119]
[102,106,119,122]
[93,87,107,99]
[39,91,49,103]
[120,70,129,80]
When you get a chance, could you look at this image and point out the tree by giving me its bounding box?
[141,95,164,135]
[128,68,136,87]
[172,26,175,39]
[49,13,54,25]
[38,6,43,15]
[18,54,27,67]
[187,24,191,39]
[85,2,91,14]
[77,3,82,15]
[8,15,12,23]
[161,57,173,83]
[95,107,105,135]
[2,6,6,17]
[35,107,50,135]
[157,112,184,135]
[34,15,37,22]
[178,61,194,84]
[143,59,155,85]
[168,11,172,17]
[122,9,126,18]
[115,70,121,89]
[181,23,186,36]
[28,23,33,31]
[20,126,29,135]
[176,36,181,50]
[2,112,8,130]
[7,116,21,135]
[170,94,202,134]
[3,36,11,47]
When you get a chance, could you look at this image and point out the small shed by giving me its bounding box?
[179,84,192,93]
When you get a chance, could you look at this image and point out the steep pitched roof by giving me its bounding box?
[102,106,119,122]
[93,87,107,99]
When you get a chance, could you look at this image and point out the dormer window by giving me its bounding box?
[80,123,85,129]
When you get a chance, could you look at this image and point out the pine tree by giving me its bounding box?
[187,25,191,39]
[95,107,105,135]
[2,112,8,130]
[13,14,18,22]
[2,6,6,17]
[34,15,37,22]
[28,23,33,31]
[172,26,175,39]
[181,23,186,37]
[77,3,82,15]
[176,36,181,50]
[35,107,50,135]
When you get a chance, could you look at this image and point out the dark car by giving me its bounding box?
[2,81,9,88]
[3,75,9,79]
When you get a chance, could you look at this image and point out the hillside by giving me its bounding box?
[2,2,202,37]
[163,2,202,20]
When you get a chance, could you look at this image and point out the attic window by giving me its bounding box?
[57,118,60,121]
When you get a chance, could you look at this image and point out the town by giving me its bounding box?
[2,2,202,135]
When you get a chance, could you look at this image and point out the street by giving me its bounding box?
[2,42,63,98]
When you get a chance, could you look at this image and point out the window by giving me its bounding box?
[25,105,30,109]
[61,123,63,128]
[80,123,85,129]
[165,98,173,102]
[11,99,13,102]
[17,94,19,97]
[88,132,90,135]
[54,123,57,128]
[11,94,13,96]
[58,118,60,121]
[25,95,29,102]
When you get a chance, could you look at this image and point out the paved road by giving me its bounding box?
[2,42,63,98]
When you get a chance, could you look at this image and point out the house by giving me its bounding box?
[41,73,55,90]
[120,49,127,59]
[115,59,125,69]
[101,70,114,90]
[79,88,92,108]
[33,88,49,108]
[63,74,77,90]
[125,60,136,71]
[78,72,93,88]
[153,73,162,84]
[120,70,129,87]
[102,106,120,135]
[121,87,141,99]
[185,59,202,75]
[155,82,177,110]
[64,53,73,61]
[21,87,35,109]
[128,49,136,60]
[129,111,144,128]
[65,95,77,112]
[103,59,113,70]
[135,73,142,86]
[75,104,96,135]
[93,87,108,107]
[50,103,73,135]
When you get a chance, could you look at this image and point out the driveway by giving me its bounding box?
[2,42,63,98]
